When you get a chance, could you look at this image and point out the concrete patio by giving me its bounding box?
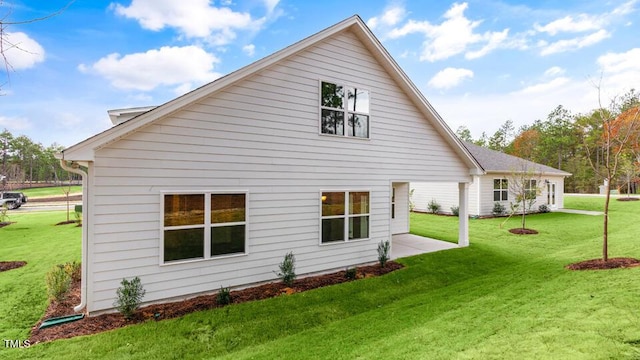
[391,233,458,260]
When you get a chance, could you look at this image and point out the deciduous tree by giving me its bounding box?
[582,90,640,262]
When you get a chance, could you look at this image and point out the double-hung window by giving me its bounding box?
[493,179,508,201]
[321,191,370,243]
[525,179,538,200]
[162,192,247,263]
[320,81,370,138]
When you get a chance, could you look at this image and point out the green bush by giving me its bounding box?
[276,252,296,287]
[450,206,460,217]
[0,203,10,223]
[46,264,72,301]
[377,240,390,268]
[492,202,506,216]
[427,199,441,214]
[216,286,232,306]
[345,267,357,280]
[113,277,146,320]
[63,261,81,282]
[538,204,550,213]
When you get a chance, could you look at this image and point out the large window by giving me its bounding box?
[162,192,246,263]
[493,179,508,201]
[320,81,370,138]
[321,191,370,243]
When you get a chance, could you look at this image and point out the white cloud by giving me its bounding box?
[532,1,636,56]
[242,44,256,57]
[263,0,280,14]
[596,48,640,97]
[54,112,84,129]
[428,78,598,141]
[428,67,473,89]
[0,115,32,131]
[597,48,640,73]
[610,0,638,16]
[540,29,610,56]
[384,2,510,62]
[465,29,509,60]
[79,45,221,92]
[544,66,565,77]
[368,4,406,29]
[534,14,604,35]
[515,77,570,94]
[112,0,264,45]
[1,32,45,70]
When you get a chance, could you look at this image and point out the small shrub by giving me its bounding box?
[450,206,459,217]
[46,264,72,301]
[377,240,390,268]
[409,188,416,211]
[276,252,296,287]
[492,202,506,216]
[427,199,441,214]
[345,267,357,280]
[0,204,9,223]
[113,277,146,320]
[216,286,232,305]
[538,204,550,213]
[63,261,81,281]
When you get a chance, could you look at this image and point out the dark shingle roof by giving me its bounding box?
[463,141,571,176]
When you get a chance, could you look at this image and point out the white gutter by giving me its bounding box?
[58,158,88,313]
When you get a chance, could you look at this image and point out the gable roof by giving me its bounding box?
[59,15,482,175]
[463,141,571,176]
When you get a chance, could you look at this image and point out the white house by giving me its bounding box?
[58,15,483,315]
[412,141,571,216]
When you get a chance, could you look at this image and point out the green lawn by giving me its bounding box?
[3,197,640,359]
[18,186,82,199]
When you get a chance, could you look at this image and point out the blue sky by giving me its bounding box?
[1,0,639,147]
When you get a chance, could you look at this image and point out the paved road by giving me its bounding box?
[11,201,82,213]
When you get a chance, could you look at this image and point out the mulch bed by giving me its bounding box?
[0,222,14,228]
[509,228,539,235]
[566,257,640,270]
[616,197,640,201]
[0,261,27,272]
[30,261,403,344]
[55,220,80,226]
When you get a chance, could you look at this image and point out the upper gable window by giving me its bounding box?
[320,81,370,138]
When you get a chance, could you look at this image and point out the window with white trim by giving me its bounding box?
[525,179,538,200]
[321,191,370,243]
[162,193,246,263]
[320,81,370,138]
[493,179,508,201]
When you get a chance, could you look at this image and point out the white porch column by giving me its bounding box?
[458,182,469,247]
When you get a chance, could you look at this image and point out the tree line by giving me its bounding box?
[0,129,73,188]
[456,90,640,194]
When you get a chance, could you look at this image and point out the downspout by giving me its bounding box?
[59,158,88,313]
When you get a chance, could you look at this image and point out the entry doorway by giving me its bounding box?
[391,182,409,234]
[546,182,557,208]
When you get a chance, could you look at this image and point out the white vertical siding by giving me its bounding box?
[85,30,472,313]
